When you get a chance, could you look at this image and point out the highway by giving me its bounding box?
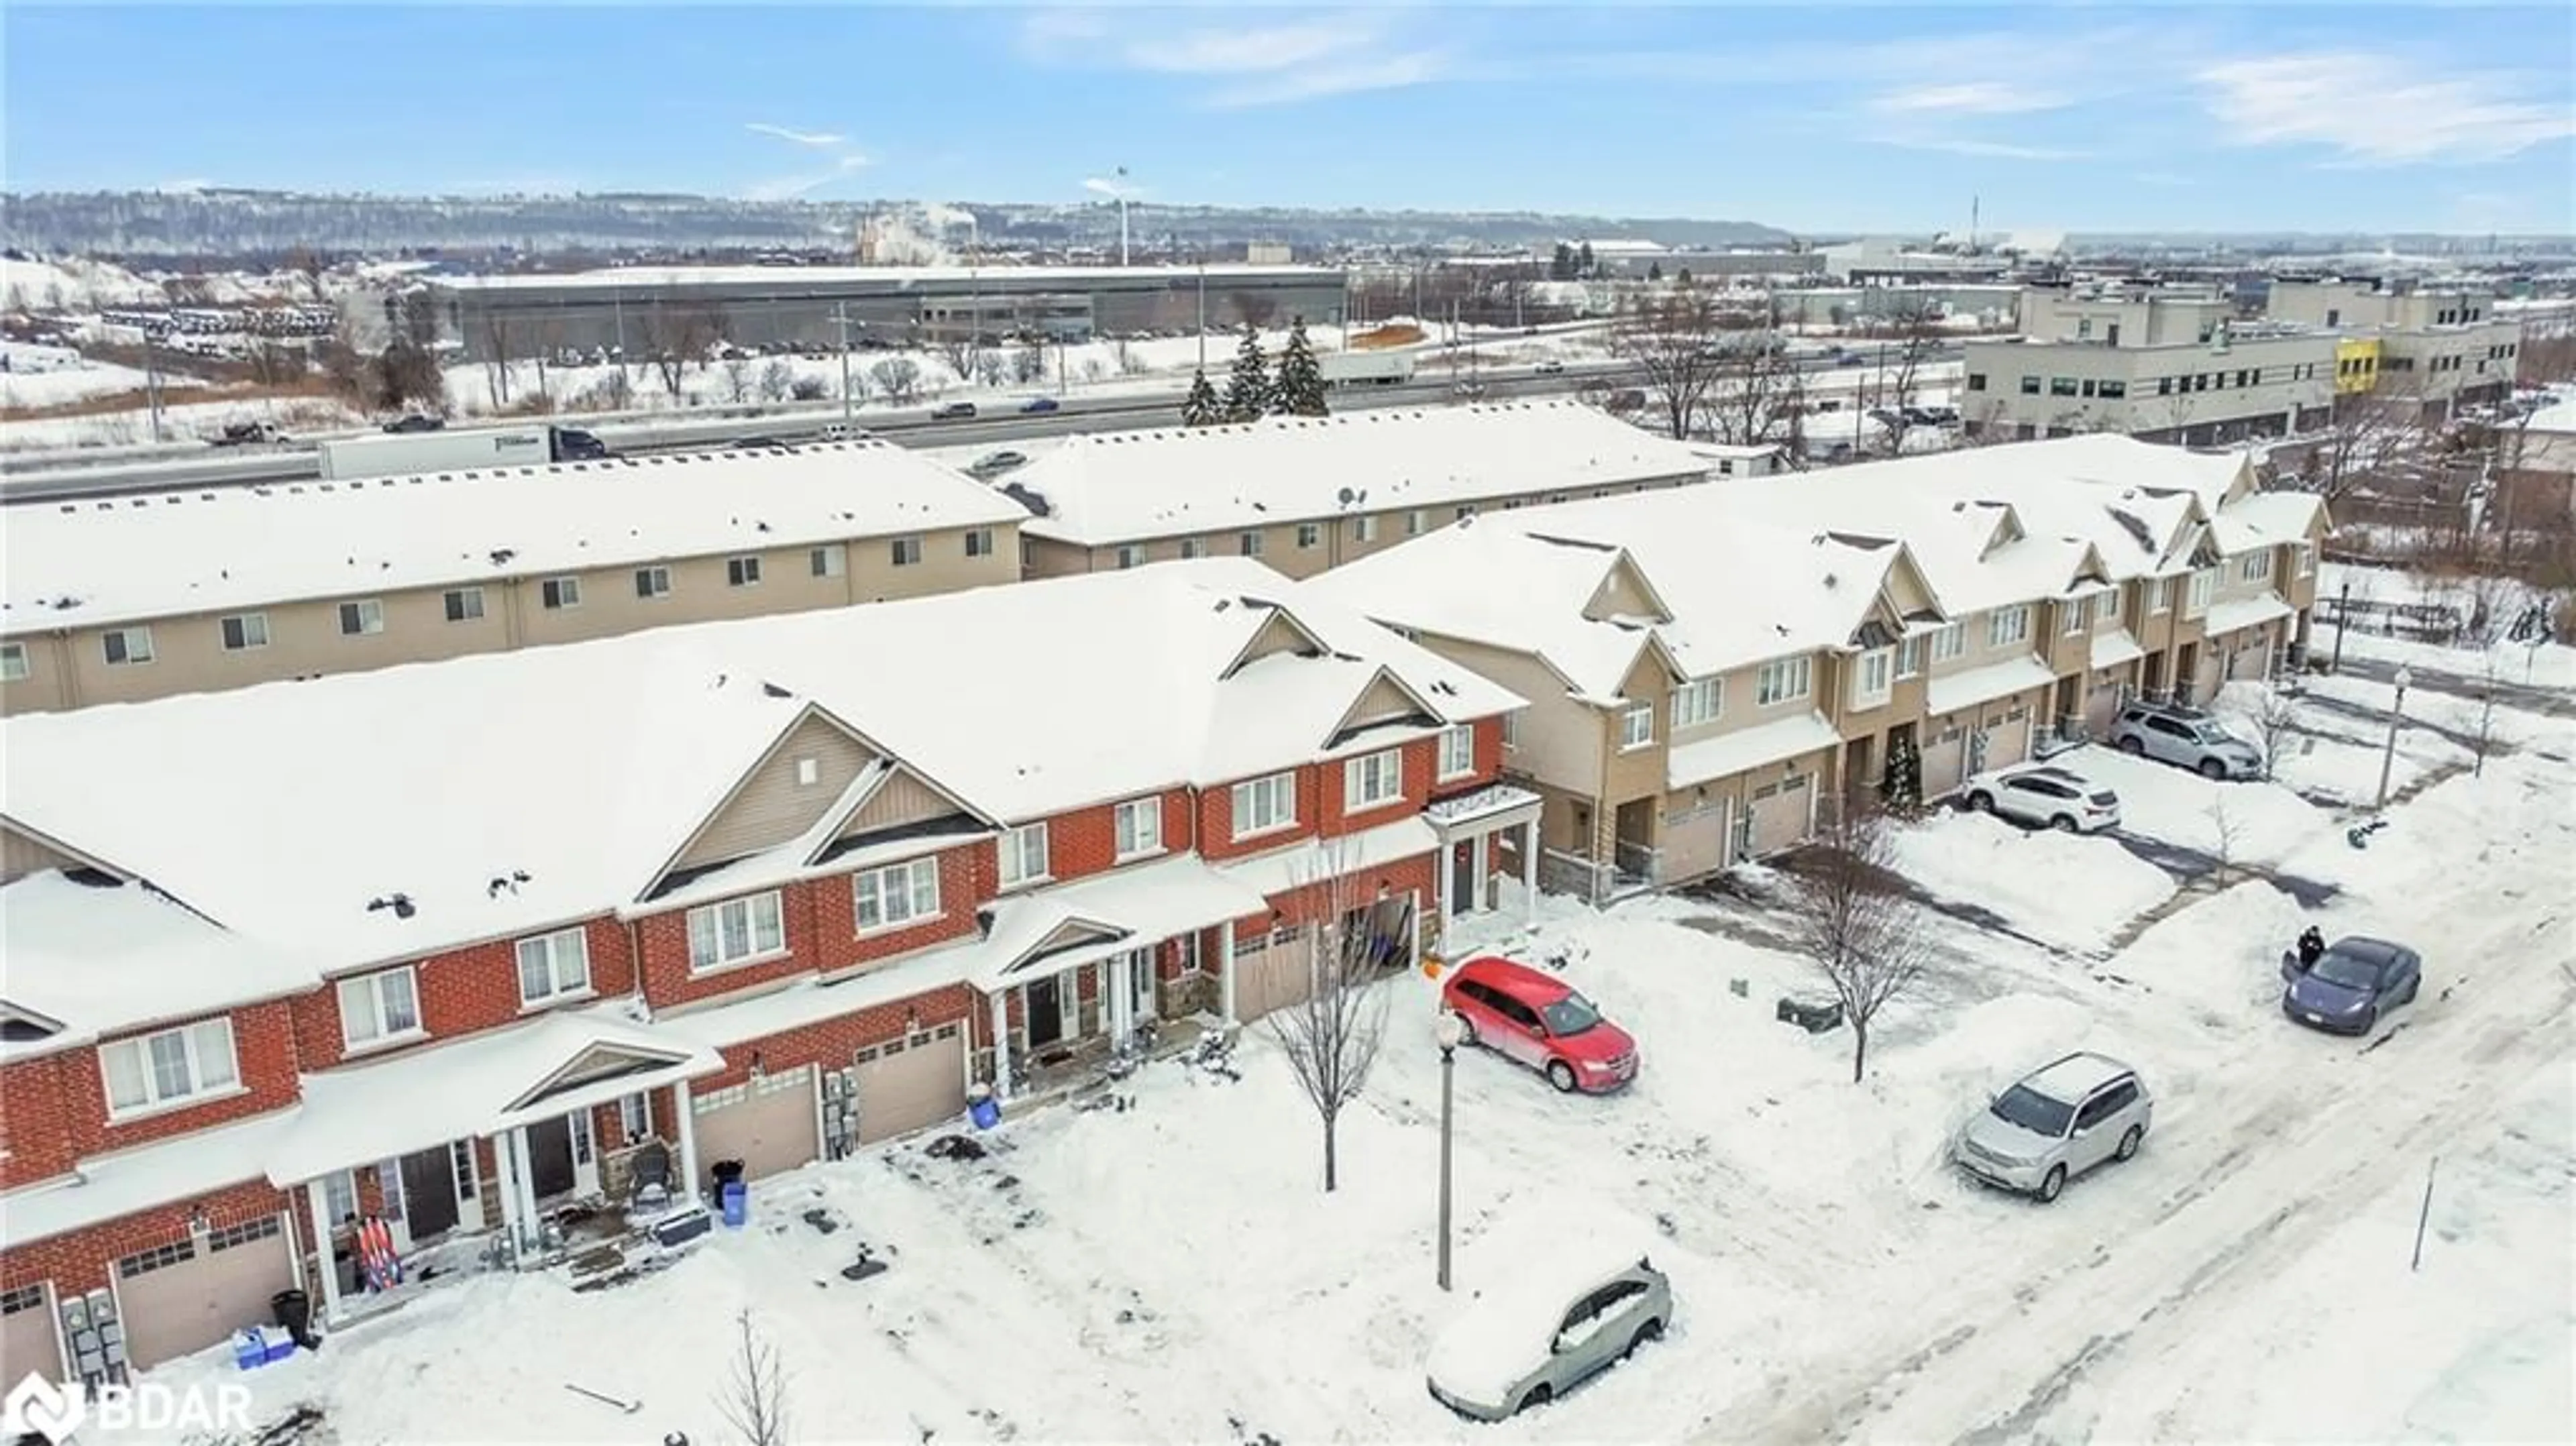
[1,347,1957,503]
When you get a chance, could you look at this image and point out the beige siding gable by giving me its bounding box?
[1,826,81,885]
[1013,917,1129,972]
[1333,668,1436,740]
[515,1042,695,1110]
[1579,552,1672,624]
[1878,550,1941,620]
[1224,607,1329,675]
[835,765,972,842]
[672,712,880,873]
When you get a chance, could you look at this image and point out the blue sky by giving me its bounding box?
[6,3,2571,233]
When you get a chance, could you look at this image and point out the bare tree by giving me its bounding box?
[2246,687,2304,781]
[1610,286,1727,440]
[756,357,794,403]
[1862,296,1945,455]
[720,355,753,405]
[936,332,984,387]
[479,314,515,409]
[641,303,721,400]
[1263,852,1395,1192]
[2284,387,2425,504]
[717,1311,789,1446]
[870,356,922,405]
[1780,802,1932,1082]
[2205,796,2243,887]
[2465,646,2504,777]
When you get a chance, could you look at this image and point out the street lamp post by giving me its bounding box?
[2375,665,2412,811]
[1433,1009,1465,1292]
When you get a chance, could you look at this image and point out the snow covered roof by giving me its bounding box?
[1667,711,1841,791]
[2,643,809,970]
[2202,594,2295,637]
[1216,815,1440,901]
[2206,490,2328,555]
[1305,500,1930,700]
[3,441,1027,637]
[1,560,1519,970]
[1008,402,1713,547]
[266,1008,723,1184]
[0,871,323,1058]
[0,1109,299,1247]
[967,854,1268,990]
[1927,655,2057,716]
[2530,395,2576,434]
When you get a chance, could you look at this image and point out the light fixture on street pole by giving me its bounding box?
[2374,665,2412,811]
[1433,1008,1465,1292]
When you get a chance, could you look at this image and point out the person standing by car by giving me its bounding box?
[2296,926,2326,971]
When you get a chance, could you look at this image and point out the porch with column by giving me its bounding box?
[1423,784,1546,941]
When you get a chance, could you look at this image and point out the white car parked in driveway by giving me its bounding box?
[1961,763,2122,833]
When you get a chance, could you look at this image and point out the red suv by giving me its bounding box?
[1441,956,1639,1093]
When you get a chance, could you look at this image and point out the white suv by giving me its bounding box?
[1962,764,2121,833]
[1951,1052,2152,1203]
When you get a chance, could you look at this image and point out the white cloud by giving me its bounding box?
[1872,135,2087,162]
[1872,82,2068,115]
[1126,23,1377,76]
[745,123,846,148]
[2198,52,2575,163]
[1016,9,1452,108]
[1208,51,1454,109]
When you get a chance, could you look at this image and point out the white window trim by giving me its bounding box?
[891,536,924,567]
[1618,702,1654,750]
[515,927,594,1011]
[542,575,583,610]
[99,1018,241,1120]
[1115,545,1146,570]
[443,587,486,623]
[337,966,423,1053]
[810,544,847,578]
[1436,724,1478,781]
[1756,656,1813,708]
[1295,522,1323,550]
[2149,577,2172,614]
[618,1092,653,1142]
[1114,797,1165,861]
[1931,622,1967,662]
[103,626,156,666]
[2294,544,2314,577]
[964,527,996,559]
[2186,568,2216,618]
[1850,648,1892,708]
[1669,677,1723,731]
[219,612,271,652]
[340,599,386,636]
[0,641,26,683]
[1231,772,1298,842]
[636,566,673,599]
[997,822,1052,891]
[1895,636,1925,678]
[1987,606,2031,649]
[728,555,763,588]
[685,892,788,974]
[1343,748,1405,814]
[855,856,943,934]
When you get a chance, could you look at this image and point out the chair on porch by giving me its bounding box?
[626,1139,674,1213]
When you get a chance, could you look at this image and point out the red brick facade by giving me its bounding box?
[0,1171,294,1315]
[288,917,641,1070]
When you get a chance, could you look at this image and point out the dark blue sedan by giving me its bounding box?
[2281,936,2422,1035]
[1020,396,1061,414]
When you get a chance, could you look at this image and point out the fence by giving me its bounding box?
[2316,594,2465,644]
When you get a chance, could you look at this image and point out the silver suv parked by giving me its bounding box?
[1951,1052,2153,1203]
[2110,699,2263,779]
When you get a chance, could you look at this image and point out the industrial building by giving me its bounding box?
[378,264,1351,362]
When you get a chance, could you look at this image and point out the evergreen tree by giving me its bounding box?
[1273,317,1329,416]
[1222,323,1272,423]
[1576,240,1596,278]
[1549,242,1577,282]
[1878,732,1923,813]
[1181,368,1221,427]
[1648,260,1664,282]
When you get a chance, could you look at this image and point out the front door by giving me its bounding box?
[397,1146,462,1240]
[1128,949,1157,1023]
[525,1116,577,1198]
[2174,643,2200,703]
[1025,976,1066,1051]
[1450,840,1476,920]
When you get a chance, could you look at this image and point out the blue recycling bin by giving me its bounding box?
[720,1180,748,1228]
[969,1095,1001,1130]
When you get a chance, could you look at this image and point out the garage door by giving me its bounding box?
[115,1216,292,1369]
[691,1066,818,1182]
[1919,726,1968,798]
[1660,799,1731,881]
[1746,774,1812,858]
[2084,677,2124,738]
[1,1284,61,1383]
[1984,707,2033,770]
[1234,926,1316,1022]
[2192,648,2223,702]
[2228,636,2271,682]
[854,1024,967,1145]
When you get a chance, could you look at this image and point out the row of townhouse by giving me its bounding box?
[0,559,1535,1383]
[1307,434,2328,889]
[0,441,1027,716]
[998,402,1725,579]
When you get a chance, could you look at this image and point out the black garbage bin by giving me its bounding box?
[271,1288,315,1348]
[709,1159,745,1203]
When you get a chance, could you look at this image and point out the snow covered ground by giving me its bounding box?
[122,627,2571,1445]
[0,341,154,408]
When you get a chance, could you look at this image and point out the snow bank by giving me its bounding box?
[1427,1195,1661,1402]
[1888,810,2177,954]
[2068,746,2328,865]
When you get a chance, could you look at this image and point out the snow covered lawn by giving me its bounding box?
[1884,809,2177,954]
[135,728,2571,1444]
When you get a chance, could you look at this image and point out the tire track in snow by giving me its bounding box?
[1704,836,2574,1445]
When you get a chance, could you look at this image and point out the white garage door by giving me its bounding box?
[692,1066,819,1182]
[2192,648,2223,702]
[2228,636,2272,682]
[1234,926,1315,1022]
[1747,774,1813,858]
[1984,707,2034,770]
[854,1024,967,1145]
[1919,726,1968,799]
[115,1216,293,1369]
[1660,799,1731,882]
[1,1284,61,1384]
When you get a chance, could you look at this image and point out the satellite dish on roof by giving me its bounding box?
[1336,487,1355,505]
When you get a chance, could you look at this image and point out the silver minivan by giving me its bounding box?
[1951,1052,2153,1203]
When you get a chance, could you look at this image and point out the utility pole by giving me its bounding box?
[143,329,165,443]
[834,301,854,423]
[1197,256,1208,373]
